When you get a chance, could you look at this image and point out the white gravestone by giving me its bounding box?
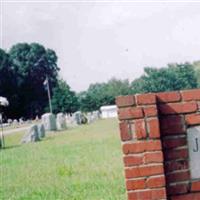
[7,119,12,124]
[66,114,77,127]
[41,113,57,131]
[13,119,18,127]
[56,113,67,130]
[65,114,72,125]
[187,126,200,179]
[74,111,82,125]
[87,112,93,124]
[19,118,24,124]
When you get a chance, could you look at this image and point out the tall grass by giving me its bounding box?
[0,119,126,200]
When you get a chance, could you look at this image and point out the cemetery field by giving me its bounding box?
[0,119,126,200]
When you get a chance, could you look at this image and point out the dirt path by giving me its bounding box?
[2,125,31,135]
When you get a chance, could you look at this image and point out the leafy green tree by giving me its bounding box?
[0,49,13,95]
[78,91,95,112]
[51,80,79,114]
[9,43,59,118]
[193,61,200,87]
[79,83,107,112]
[79,78,131,112]
[105,78,131,99]
[130,77,146,94]
[131,63,197,93]
[171,63,197,90]
[0,49,19,118]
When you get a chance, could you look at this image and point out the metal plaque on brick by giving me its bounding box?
[187,126,200,179]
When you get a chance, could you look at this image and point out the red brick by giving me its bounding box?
[135,119,147,139]
[146,176,166,188]
[191,181,200,192]
[160,115,185,135]
[144,152,163,164]
[115,95,135,107]
[128,188,166,200]
[157,91,181,103]
[123,155,143,166]
[165,160,189,173]
[147,118,160,139]
[166,170,190,183]
[126,179,145,190]
[167,183,189,195]
[125,165,164,178]
[123,142,145,154]
[143,106,158,117]
[118,107,143,120]
[159,102,198,115]
[122,140,162,154]
[171,192,200,200]
[146,140,162,151]
[164,148,188,161]
[181,89,200,101]
[119,122,132,141]
[136,93,156,105]
[162,137,187,149]
[185,113,200,125]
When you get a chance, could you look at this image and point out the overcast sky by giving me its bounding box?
[1,1,200,91]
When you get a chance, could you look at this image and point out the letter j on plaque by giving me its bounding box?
[187,126,200,179]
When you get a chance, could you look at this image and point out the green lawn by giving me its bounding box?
[0,119,126,200]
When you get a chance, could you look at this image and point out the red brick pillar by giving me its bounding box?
[116,94,167,200]
[157,90,200,200]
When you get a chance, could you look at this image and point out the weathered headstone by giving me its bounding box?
[93,111,100,120]
[73,111,82,125]
[187,126,200,179]
[73,111,88,125]
[38,124,45,138]
[66,114,77,127]
[13,119,18,126]
[87,112,93,124]
[21,124,40,143]
[41,113,57,131]
[65,114,72,124]
[56,113,67,130]
[7,119,12,124]
[19,118,24,124]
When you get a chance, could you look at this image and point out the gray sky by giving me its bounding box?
[1,1,200,91]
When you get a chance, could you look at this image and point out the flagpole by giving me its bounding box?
[46,76,53,113]
[1,120,5,148]
[0,113,5,148]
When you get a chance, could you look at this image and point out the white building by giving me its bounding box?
[100,105,117,119]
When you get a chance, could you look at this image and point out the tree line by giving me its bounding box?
[0,43,199,119]
[0,43,77,119]
[79,63,198,111]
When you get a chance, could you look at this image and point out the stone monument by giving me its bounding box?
[56,113,67,130]
[21,124,40,143]
[73,111,82,125]
[41,113,57,131]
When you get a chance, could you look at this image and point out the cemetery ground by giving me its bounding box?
[0,118,126,200]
